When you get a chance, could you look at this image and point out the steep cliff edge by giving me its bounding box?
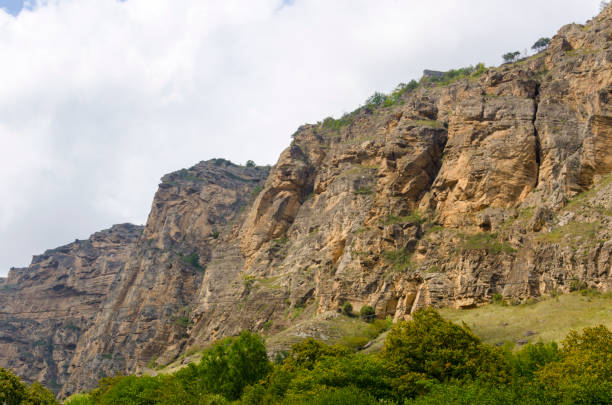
[0,7,611,397]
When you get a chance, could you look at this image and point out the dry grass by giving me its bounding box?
[439,292,612,347]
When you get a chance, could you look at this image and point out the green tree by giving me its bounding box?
[174,330,272,400]
[531,37,551,52]
[24,381,58,405]
[286,354,394,401]
[381,308,510,384]
[502,51,521,63]
[246,160,256,168]
[510,341,560,379]
[536,325,612,403]
[0,368,28,405]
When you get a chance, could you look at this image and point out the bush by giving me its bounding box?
[94,375,163,405]
[359,305,375,321]
[0,368,28,405]
[286,354,393,401]
[510,341,560,379]
[176,330,272,400]
[64,393,94,405]
[342,302,353,316]
[245,160,256,168]
[536,325,612,403]
[364,92,388,108]
[0,368,57,405]
[492,293,504,304]
[282,338,350,372]
[382,308,510,385]
[287,386,380,405]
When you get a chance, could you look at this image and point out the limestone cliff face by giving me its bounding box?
[0,224,142,393]
[0,7,611,397]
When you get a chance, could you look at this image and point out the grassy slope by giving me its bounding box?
[440,292,612,346]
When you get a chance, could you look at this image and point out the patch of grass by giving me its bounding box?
[459,232,516,254]
[405,119,445,129]
[354,187,374,196]
[536,221,602,246]
[65,322,80,331]
[101,353,113,360]
[175,316,191,328]
[382,249,413,272]
[290,306,305,320]
[147,356,158,369]
[423,63,486,86]
[565,173,612,211]
[256,276,281,290]
[382,211,424,225]
[439,291,612,347]
[321,114,353,131]
[273,236,289,245]
[249,185,263,200]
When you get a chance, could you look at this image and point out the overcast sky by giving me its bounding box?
[0,0,603,276]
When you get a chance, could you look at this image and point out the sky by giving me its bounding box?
[0,0,603,276]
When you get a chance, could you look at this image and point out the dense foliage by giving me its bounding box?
[19,309,606,405]
[0,368,56,405]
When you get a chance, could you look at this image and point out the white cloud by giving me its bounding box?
[0,0,601,275]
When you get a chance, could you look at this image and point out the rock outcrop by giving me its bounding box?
[0,6,611,397]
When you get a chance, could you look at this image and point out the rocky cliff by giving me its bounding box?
[1,7,611,397]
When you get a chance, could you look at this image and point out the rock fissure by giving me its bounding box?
[533,82,542,189]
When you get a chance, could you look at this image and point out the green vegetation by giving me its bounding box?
[503,51,521,63]
[423,63,486,86]
[273,236,289,245]
[321,114,354,131]
[382,248,413,272]
[532,37,551,52]
[249,185,263,200]
[353,187,374,196]
[536,221,602,247]
[245,160,256,168]
[405,119,445,129]
[61,308,612,404]
[459,232,516,254]
[342,302,353,316]
[359,305,375,321]
[383,211,424,225]
[180,253,206,272]
[440,291,612,346]
[176,168,204,182]
[175,316,191,328]
[0,368,57,404]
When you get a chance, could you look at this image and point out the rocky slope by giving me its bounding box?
[1,7,611,397]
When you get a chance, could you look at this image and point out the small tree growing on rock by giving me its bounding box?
[502,51,521,63]
[531,37,551,53]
